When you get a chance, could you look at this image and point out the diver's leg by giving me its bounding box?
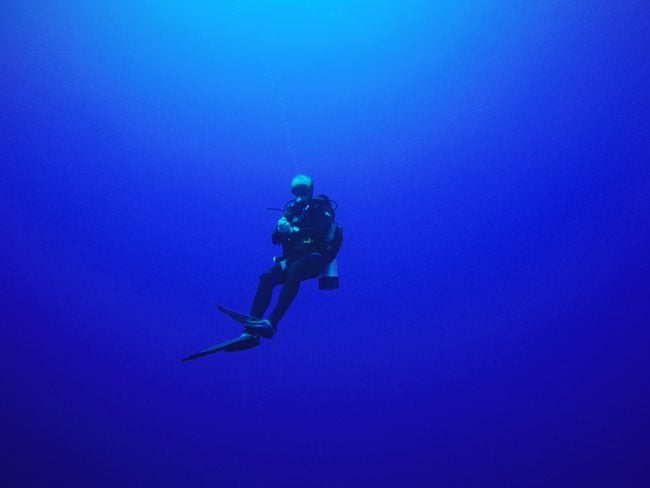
[267,254,328,327]
[250,262,285,319]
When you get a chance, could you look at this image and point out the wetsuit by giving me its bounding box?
[250,197,338,327]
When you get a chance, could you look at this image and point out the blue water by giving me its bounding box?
[2,1,649,486]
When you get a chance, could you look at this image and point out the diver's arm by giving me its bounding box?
[272,229,286,244]
[291,211,333,239]
[272,215,293,244]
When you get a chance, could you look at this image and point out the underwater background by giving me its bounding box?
[2,1,649,486]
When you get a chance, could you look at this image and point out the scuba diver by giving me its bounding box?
[241,174,342,338]
[182,174,342,360]
[237,174,342,337]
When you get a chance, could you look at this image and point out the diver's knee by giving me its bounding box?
[285,268,304,283]
[258,271,274,285]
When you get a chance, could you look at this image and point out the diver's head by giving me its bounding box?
[291,174,314,203]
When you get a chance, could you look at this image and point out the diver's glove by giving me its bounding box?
[277,217,296,234]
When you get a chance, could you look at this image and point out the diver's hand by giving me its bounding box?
[277,217,293,234]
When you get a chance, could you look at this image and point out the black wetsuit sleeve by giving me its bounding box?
[292,209,333,239]
[270,202,333,245]
[270,218,329,244]
[271,228,284,244]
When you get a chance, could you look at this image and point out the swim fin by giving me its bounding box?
[215,304,255,324]
[241,319,276,339]
[181,333,260,361]
[216,305,276,338]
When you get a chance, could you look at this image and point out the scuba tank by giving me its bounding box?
[318,219,342,290]
[318,258,339,290]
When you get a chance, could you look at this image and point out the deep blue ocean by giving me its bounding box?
[2,1,649,487]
